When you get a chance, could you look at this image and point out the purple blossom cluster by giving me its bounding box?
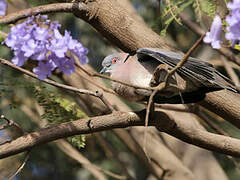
[203,0,240,49]
[225,0,240,45]
[0,0,7,16]
[4,15,89,80]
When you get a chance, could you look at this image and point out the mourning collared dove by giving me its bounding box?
[100,48,238,104]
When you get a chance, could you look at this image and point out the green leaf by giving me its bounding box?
[200,0,217,18]
[193,0,202,22]
[160,0,194,36]
[33,86,87,148]
[67,135,86,149]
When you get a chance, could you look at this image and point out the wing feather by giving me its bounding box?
[137,48,237,92]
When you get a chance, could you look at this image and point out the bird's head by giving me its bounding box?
[100,53,129,74]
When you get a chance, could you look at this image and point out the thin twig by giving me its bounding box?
[75,67,117,95]
[194,108,229,136]
[144,103,192,112]
[8,151,30,180]
[95,133,134,180]
[194,108,240,171]
[0,115,25,134]
[95,90,115,112]
[221,56,240,86]
[210,59,240,71]
[0,3,75,24]
[0,115,30,180]
[0,58,99,96]
[167,33,206,77]
[0,58,114,112]
[143,34,205,150]
[165,0,182,25]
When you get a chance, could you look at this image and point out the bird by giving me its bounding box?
[100,48,238,104]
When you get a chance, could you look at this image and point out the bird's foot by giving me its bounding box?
[150,64,170,87]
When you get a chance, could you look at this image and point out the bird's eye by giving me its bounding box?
[111,57,119,64]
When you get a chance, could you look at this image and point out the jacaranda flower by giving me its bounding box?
[0,0,7,16]
[225,0,240,46]
[203,14,222,49]
[4,15,89,80]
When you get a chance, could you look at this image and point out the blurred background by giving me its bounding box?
[0,0,240,179]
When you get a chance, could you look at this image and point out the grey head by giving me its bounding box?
[100,53,129,74]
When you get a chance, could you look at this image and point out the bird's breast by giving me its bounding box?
[110,59,154,101]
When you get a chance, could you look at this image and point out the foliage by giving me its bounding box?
[34,85,87,149]
[200,0,217,18]
[160,0,192,35]
[159,0,217,35]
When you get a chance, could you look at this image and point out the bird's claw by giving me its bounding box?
[150,64,176,87]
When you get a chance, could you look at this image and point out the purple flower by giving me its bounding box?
[55,56,75,75]
[49,21,61,30]
[4,15,89,80]
[21,39,38,57]
[32,42,48,61]
[225,0,240,46]
[0,0,7,16]
[33,60,56,80]
[48,54,75,75]
[33,27,49,41]
[12,50,28,66]
[64,31,89,64]
[73,46,89,65]
[227,0,240,11]
[203,15,222,49]
[58,58,75,75]
[48,29,68,58]
[5,23,33,51]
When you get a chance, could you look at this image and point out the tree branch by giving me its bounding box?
[74,0,240,128]
[0,3,75,24]
[2,110,240,159]
[0,58,114,112]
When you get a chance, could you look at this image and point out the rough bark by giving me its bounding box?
[72,0,240,127]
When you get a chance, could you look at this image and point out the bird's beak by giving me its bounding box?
[100,67,107,74]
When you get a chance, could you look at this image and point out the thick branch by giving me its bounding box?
[199,90,240,128]
[2,110,240,159]
[71,1,172,54]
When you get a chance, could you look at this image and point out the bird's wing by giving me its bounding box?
[136,48,237,93]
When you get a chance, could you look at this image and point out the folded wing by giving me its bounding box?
[137,48,238,93]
